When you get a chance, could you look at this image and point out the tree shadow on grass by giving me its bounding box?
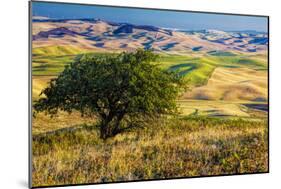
[168,63,197,77]
[32,124,99,156]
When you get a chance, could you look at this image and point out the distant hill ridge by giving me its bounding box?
[32,17,268,53]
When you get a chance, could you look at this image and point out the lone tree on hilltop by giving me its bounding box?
[34,49,185,139]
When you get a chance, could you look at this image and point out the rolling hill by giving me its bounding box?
[32,18,268,54]
[32,17,268,117]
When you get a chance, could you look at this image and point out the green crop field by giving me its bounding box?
[32,46,268,118]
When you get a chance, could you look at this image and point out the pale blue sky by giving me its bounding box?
[32,1,268,32]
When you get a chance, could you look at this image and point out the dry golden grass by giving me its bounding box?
[32,116,268,187]
[32,76,54,100]
[32,111,96,135]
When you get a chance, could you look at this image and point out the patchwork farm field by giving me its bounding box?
[32,45,268,187]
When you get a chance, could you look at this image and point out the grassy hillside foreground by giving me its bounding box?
[32,115,268,187]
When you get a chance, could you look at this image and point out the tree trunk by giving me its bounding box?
[112,113,125,136]
[100,113,125,140]
[100,119,112,140]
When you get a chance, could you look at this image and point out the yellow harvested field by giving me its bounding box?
[178,100,255,117]
[183,67,268,101]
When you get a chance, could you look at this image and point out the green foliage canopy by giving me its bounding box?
[34,49,185,139]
